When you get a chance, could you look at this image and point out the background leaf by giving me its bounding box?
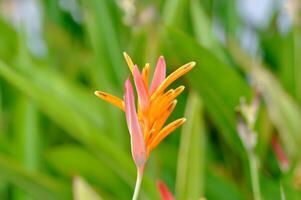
[175,92,206,200]
[0,154,70,200]
[166,27,251,157]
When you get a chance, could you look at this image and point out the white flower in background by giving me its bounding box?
[118,0,136,25]
[117,0,156,29]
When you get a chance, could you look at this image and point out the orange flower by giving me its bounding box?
[95,53,194,199]
[95,53,194,164]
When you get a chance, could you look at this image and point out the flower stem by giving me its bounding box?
[132,166,144,200]
[248,152,261,200]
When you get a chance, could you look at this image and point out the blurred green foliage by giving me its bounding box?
[0,0,301,199]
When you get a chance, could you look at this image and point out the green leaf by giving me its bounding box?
[190,0,214,49]
[261,28,301,106]
[0,153,70,200]
[260,176,301,200]
[46,145,131,198]
[292,28,301,105]
[166,27,251,156]
[0,18,17,63]
[13,99,40,200]
[175,92,206,200]
[82,0,126,88]
[81,0,127,143]
[0,60,127,169]
[162,0,190,30]
[205,169,244,200]
[189,0,226,62]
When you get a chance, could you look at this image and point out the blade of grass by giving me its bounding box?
[293,28,301,106]
[82,0,126,88]
[0,18,17,63]
[13,100,40,200]
[261,28,301,106]
[162,0,190,32]
[81,0,127,143]
[260,176,301,200]
[0,153,70,200]
[46,145,131,198]
[205,169,244,200]
[175,91,206,200]
[190,0,227,62]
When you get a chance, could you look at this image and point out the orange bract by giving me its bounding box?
[95,53,195,157]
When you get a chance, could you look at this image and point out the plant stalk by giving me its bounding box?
[132,166,144,200]
[248,152,261,200]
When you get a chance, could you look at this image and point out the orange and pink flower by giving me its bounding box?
[95,53,195,199]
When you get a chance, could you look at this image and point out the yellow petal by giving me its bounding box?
[123,52,134,73]
[149,89,174,121]
[151,62,195,101]
[95,91,125,111]
[151,100,177,137]
[173,85,185,98]
[144,128,155,145]
[142,63,150,88]
[153,88,174,104]
[150,85,184,122]
[147,118,186,153]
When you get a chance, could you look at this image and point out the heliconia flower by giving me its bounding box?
[157,180,175,200]
[95,52,195,199]
[95,52,194,160]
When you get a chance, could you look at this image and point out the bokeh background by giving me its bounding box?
[0,0,301,199]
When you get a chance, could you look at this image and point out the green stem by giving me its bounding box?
[248,152,261,200]
[132,166,144,200]
[280,182,286,200]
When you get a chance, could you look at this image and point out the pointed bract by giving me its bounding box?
[124,78,147,167]
[123,52,134,73]
[151,62,195,101]
[95,91,124,111]
[95,53,195,163]
[150,56,166,94]
[133,65,149,112]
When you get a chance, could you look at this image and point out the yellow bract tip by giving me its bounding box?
[123,52,134,73]
[94,91,104,97]
[142,63,150,87]
[190,61,196,67]
[95,91,125,111]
